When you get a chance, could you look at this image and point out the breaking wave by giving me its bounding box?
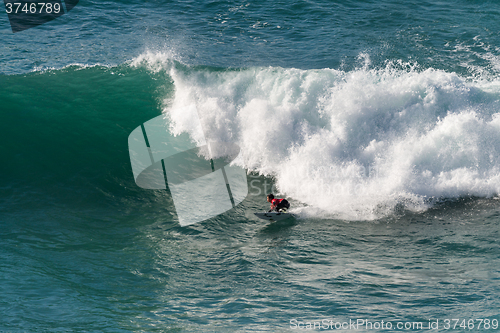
[132,52,500,219]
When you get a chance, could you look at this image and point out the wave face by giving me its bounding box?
[133,53,500,219]
[0,64,173,218]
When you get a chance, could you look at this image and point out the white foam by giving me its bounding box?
[130,49,180,73]
[134,51,500,219]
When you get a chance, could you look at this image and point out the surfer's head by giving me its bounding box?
[267,194,274,202]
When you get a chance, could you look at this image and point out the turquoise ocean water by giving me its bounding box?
[1,1,500,331]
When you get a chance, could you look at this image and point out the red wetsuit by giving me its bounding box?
[270,198,289,212]
[271,199,284,207]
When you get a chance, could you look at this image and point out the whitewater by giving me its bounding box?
[132,52,500,220]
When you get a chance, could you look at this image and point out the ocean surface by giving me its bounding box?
[1,0,500,331]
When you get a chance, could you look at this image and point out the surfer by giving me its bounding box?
[267,194,290,212]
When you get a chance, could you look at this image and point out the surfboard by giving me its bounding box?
[254,212,293,221]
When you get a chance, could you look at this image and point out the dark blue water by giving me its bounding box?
[1,1,500,331]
